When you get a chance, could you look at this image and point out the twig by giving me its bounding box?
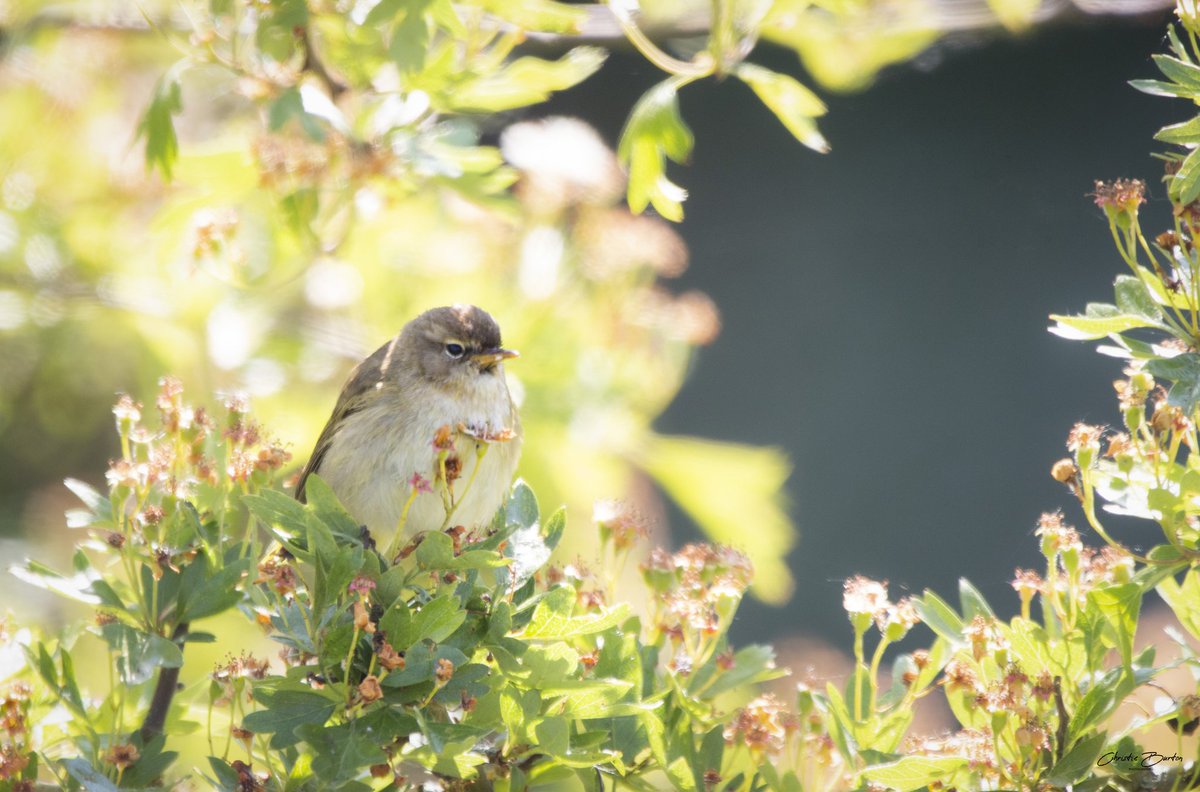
[140,621,189,741]
[299,26,347,100]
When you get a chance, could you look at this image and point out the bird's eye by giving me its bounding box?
[445,342,465,359]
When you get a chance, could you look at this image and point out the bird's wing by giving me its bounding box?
[295,335,404,502]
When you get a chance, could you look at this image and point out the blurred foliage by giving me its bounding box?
[0,0,1052,597]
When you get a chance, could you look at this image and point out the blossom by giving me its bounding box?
[408,472,433,494]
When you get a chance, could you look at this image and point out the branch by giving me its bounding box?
[139,622,189,742]
[300,26,347,100]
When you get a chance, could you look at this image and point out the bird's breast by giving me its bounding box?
[316,381,520,541]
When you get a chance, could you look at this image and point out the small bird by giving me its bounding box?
[296,305,521,556]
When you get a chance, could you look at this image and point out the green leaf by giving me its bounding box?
[1155,114,1200,145]
[520,586,630,639]
[914,590,964,646]
[507,480,540,529]
[734,63,828,152]
[500,484,553,590]
[137,66,184,179]
[244,489,310,536]
[700,644,786,697]
[242,688,338,739]
[311,523,364,615]
[1131,78,1196,98]
[1067,682,1117,745]
[540,678,634,718]
[11,559,100,605]
[1113,275,1161,321]
[543,506,566,552]
[1049,311,1164,341]
[617,80,694,222]
[1146,354,1200,412]
[1158,570,1200,641]
[63,757,121,792]
[298,722,389,783]
[481,0,584,32]
[862,756,968,791]
[1172,146,1200,205]
[64,477,108,511]
[102,625,184,685]
[180,558,251,622]
[1046,732,1107,786]
[1154,54,1200,90]
[448,47,606,112]
[387,595,466,650]
[389,7,430,73]
[958,577,995,621]
[303,474,365,541]
[119,735,178,787]
[208,756,241,790]
[1089,583,1141,669]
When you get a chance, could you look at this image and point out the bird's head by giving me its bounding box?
[402,305,518,388]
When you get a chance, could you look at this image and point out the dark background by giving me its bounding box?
[543,11,1186,647]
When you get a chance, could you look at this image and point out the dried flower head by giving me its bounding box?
[0,746,29,780]
[843,576,890,621]
[257,555,299,597]
[1011,568,1043,604]
[104,743,140,770]
[1066,423,1103,453]
[432,424,455,451]
[113,394,142,426]
[724,694,792,755]
[1092,179,1145,212]
[353,600,375,633]
[357,675,383,703]
[594,499,650,551]
[1035,512,1082,556]
[376,641,405,671]
[1050,458,1077,484]
[964,615,1008,663]
[943,659,981,694]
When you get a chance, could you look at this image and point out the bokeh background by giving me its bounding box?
[0,0,1187,675]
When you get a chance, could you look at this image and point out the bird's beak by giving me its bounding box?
[472,348,519,367]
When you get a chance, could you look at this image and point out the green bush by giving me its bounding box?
[8,382,789,790]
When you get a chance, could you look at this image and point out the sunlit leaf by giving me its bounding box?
[137,66,184,179]
[447,47,606,113]
[862,756,969,791]
[617,79,694,221]
[734,63,828,152]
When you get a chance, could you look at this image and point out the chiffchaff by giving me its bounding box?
[296,305,521,558]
